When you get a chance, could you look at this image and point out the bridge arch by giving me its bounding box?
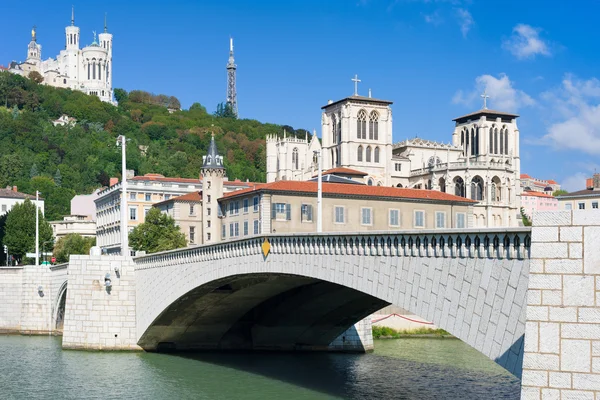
[53,281,68,333]
[135,230,530,377]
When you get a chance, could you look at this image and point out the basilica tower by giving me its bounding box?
[201,135,226,243]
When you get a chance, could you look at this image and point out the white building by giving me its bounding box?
[0,186,44,216]
[50,215,96,241]
[8,9,114,104]
[266,85,522,227]
[95,173,252,255]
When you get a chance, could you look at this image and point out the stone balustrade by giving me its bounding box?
[134,228,531,270]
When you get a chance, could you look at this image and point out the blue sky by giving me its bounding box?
[1,0,599,190]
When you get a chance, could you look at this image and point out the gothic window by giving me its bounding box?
[475,126,480,156]
[357,109,367,139]
[504,127,509,155]
[470,128,475,156]
[337,116,342,144]
[366,146,372,162]
[500,129,504,154]
[98,63,101,80]
[461,131,465,156]
[336,148,340,166]
[471,176,484,201]
[369,111,379,140]
[331,115,337,144]
[92,59,96,80]
[494,127,499,154]
[489,125,494,154]
[454,176,465,197]
[428,156,442,168]
[292,147,299,170]
[357,145,363,162]
[491,176,502,201]
[87,63,90,80]
[439,177,446,193]
[374,147,380,163]
[368,178,373,186]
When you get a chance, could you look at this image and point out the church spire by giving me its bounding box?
[104,12,108,33]
[71,5,75,26]
[202,135,224,170]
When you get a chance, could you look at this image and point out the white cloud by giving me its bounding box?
[502,24,551,59]
[452,73,535,112]
[541,76,600,155]
[456,8,473,38]
[423,10,443,25]
[561,172,588,192]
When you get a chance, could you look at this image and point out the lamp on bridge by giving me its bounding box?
[104,273,112,288]
[37,285,44,297]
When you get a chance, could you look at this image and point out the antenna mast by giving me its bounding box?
[226,37,238,117]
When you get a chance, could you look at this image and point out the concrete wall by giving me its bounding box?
[522,211,600,399]
[62,255,140,350]
[0,267,24,332]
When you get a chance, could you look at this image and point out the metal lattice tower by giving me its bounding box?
[226,37,238,117]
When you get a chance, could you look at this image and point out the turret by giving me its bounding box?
[65,6,80,50]
[201,135,225,243]
[98,13,113,100]
[266,134,278,183]
[26,26,41,65]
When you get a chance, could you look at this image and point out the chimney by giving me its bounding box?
[12,186,17,192]
[587,178,594,190]
[109,177,119,187]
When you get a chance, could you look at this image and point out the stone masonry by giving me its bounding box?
[521,210,600,399]
[62,255,140,350]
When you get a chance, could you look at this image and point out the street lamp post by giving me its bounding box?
[42,240,53,264]
[116,135,129,256]
[35,191,39,267]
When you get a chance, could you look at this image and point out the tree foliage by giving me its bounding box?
[2,198,53,264]
[553,190,568,197]
[53,233,96,263]
[129,208,187,253]
[0,72,308,220]
[520,207,532,227]
[28,71,44,84]
[214,102,237,118]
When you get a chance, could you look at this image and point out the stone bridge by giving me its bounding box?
[3,210,600,399]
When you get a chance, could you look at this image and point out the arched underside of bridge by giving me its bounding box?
[54,282,67,333]
[138,273,388,353]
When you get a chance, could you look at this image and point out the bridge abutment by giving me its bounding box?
[62,255,141,350]
[522,211,600,399]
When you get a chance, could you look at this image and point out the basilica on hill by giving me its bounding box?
[266,77,522,228]
[7,8,115,104]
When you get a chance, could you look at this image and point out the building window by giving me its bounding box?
[253,196,259,212]
[207,195,211,204]
[335,206,345,224]
[189,204,194,216]
[593,202,599,209]
[234,222,239,237]
[292,147,299,170]
[357,146,363,162]
[207,220,211,228]
[357,109,367,139]
[389,209,399,227]
[189,227,195,244]
[374,147,380,163]
[244,220,249,236]
[366,146,372,162]
[456,213,466,229]
[435,212,446,228]
[565,203,572,210]
[229,202,234,214]
[235,201,240,215]
[253,219,259,234]
[579,203,585,210]
[229,223,234,237]
[272,203,291,220]
[129,207,137,221]
[395,163,401,172]
[301,204,313,222]
[361,208,372,225]
[144,207,150,216]
[414,211,425,228]
[207,180,211,189]
[207,207,211,216]
[207,232,211,241]
[165,194,171,200]
[1,205,6,213]
[243,198,249,213]
[129,192,136,200]
[222,224,226,239]
[369,111,379,140]
[145,193,151,202]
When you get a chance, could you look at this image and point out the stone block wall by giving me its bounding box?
[19,266,52,334]
[62,255,141,350]
[0,267,24,332]
[522,211,600,399]
[329,316,374,352]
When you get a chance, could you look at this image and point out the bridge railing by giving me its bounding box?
[133,228,531,270]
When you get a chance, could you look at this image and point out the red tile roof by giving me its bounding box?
[153,191,202,207]
[222,181,477,203]
[522,191,556,198]
[520,174,531,179]
[547,180,558,185]
[318,167,368,177]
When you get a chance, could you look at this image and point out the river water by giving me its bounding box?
[0,335,519,399]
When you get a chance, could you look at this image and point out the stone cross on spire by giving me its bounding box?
[352,74,361,96]
[481,89,490,110]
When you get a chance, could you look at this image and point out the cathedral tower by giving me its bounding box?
[98,13,113,100]
[201,135,225,243]
[65,7,80,51]
[26,26,41,66]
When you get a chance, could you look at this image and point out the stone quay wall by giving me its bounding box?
[62,255,141,350]
[522,210,600,399]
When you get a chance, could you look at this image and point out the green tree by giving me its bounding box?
[520,207,532,227]
[53,233,96,263]
[553,189,568,197]
[214,102,237,118]
[113,88,128,103]
[4,198,53,264]
[129,208,186,253]
[29,163,39,179]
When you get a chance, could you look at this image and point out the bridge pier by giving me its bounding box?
[522,211,600,399]
[62,255,141,350]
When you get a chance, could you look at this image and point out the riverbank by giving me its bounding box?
[373,326,453,339]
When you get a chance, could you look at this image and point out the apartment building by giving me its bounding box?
[557,173,600,211]
[154,192,202,246]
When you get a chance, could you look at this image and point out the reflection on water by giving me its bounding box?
[0,336,519,400]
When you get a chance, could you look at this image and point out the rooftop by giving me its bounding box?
[129,173,251,186]
[393,138,459,150]
[154,191,202,207]
[314,167,368,177]
[322,95,393,109]
[522,191,556,199]
[0,187,41,200]
[557,189,600,199]
[222,181,477,204]
[453,109,519,124]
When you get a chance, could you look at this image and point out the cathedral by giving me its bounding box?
[8,8,114,104]
[266,82,522,227]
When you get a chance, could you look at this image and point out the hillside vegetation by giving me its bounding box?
[0,71,309,220]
